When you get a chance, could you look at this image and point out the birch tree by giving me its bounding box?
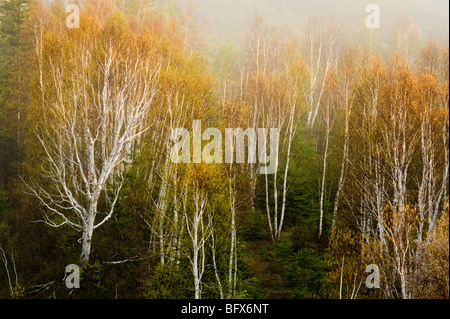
[392,16,421,65]
[26,8,160,264]
[303,18,339,128]
[331,50,358,230]
[318,92,333,238]
[344,54,449,298]
[181,167,215,299]
[244,19,306,241]
[263,85,301,241]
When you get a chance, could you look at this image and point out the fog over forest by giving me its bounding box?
[46,0,450,45]
[177,0,449,45]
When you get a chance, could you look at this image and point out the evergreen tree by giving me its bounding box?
[0,0,31,184]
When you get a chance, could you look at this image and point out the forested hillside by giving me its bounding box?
[0,0,448,299]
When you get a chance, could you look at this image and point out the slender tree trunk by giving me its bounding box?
[193,226,200,299]
[228,178,237,297]
[332,93,351,230]
[81,210,96,265]
[278,102,296,239]
[211,232,224,299]
[319,108,330,238]
[157,160,170,265]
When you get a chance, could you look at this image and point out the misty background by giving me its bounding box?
[47,0,450,43]
[176,0,449,51]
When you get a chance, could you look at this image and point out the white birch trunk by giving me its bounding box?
[319,104,331,238]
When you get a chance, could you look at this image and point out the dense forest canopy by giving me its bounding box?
[0,0,448,300]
